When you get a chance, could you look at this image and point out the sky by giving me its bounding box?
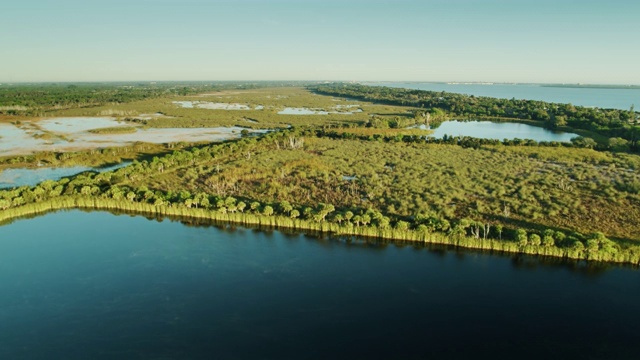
[1,0,639,84]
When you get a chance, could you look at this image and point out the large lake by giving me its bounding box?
[0,211,638,359]
[368,82,640,110]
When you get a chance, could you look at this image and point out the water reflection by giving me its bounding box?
[0,210,638,360]
[6,208,632,278]
[429,120,578,142]
[510,255,615,276]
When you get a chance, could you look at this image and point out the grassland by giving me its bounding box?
[46,87,417,130]
[87,126,137,134]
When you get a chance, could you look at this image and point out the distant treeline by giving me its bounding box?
[310,83,640,150]
[0,81,314,115]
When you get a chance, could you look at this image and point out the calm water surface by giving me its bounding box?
[173,101,253,110]
[430,121,578,142]
[278,107,362,115]
[0,162,130,189]
[0,211,638,359]
[369,82,640,110]
[0,118,258,156]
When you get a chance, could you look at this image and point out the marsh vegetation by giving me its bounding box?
[1,83,639,265]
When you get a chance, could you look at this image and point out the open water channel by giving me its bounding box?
[0,211,638,359]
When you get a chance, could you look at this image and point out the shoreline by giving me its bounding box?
[2,196,638,267]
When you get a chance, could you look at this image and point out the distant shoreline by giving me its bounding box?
[540,84,640,90]
[364,81,640,89]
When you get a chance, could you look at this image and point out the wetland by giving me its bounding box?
[1,81,640,359]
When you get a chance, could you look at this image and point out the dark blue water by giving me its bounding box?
[0,211,639,359]
[369,82,640,110]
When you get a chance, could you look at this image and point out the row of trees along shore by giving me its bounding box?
[310,83,640,151]
[1,165,638,266]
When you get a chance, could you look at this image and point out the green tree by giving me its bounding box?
[529,234,541,246]
[344,211,354,222]
[395,220,409,231]
[571,136,597,149]
[585,238,600,257]
[516,229,528,247]
[609,137,629,152]
[303,207,313,219]
[378,216,390,229]
[280,201,293,215]
[572,240,585,253]
[551,115,567,128]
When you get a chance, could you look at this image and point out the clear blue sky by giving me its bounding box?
[1,0,638,84]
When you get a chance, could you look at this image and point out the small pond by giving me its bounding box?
[278,107,361,115]
[429,121,579,142]
[0,162,130,189]
[173,101,253,110]
[38,117,129,133]
[279,107,330,115]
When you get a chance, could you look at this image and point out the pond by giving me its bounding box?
[0,210,638,359]
[429,121,579,142]
[0,123,50,153]
[278,107,330,115]
[0,118,260,156]
[278,107,361,115]
[38,117,129,133]
[173,101,253,110]
[0,162,130,189]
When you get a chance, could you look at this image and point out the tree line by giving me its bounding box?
[1,128,638,265]
[0,81,315,115]
[310,83,640,151]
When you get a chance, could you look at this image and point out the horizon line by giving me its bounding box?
[2,80,640,87]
